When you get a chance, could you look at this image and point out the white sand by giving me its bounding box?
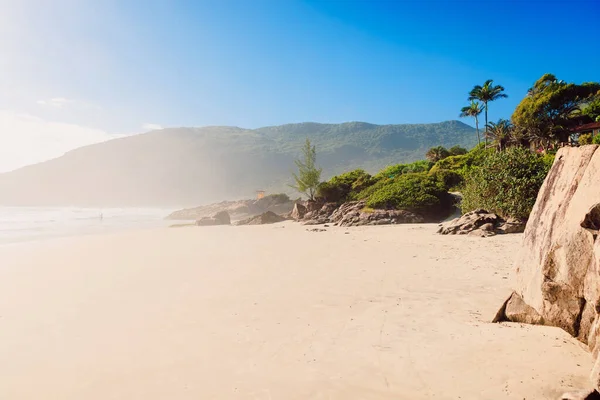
[0,222,593,399]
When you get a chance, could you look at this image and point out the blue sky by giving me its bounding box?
[0,0,598,170]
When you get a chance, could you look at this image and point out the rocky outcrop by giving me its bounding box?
[291,203,307,220]
[303,203,338,225]
[196,210,231,226]
[328,201,423,227]
[437,209,526,237]
[167,195,295,221]
[493,145,600,395]
[235,211,288,225]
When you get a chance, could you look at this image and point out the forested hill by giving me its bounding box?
[0,120,477,207]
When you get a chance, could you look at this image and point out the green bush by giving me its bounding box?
[374,160,433,180]
[364,173,452,219]
[461,147,551,220]
[448,145,468,156]
[593,135,600,145]
[431,169,464,191]
[317,169,375,203]
[579,133,593,145]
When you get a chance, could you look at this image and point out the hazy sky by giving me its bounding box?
[0,0,598,171]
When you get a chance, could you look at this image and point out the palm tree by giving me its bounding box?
[425,146,450,162]
[468,80,508,145]
[460,101,484,145]
[485,119,513,151]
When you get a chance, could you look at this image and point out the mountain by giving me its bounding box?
[0,120,477,207]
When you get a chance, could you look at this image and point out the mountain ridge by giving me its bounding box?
[0,120,477,207]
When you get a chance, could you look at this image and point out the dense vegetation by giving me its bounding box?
[461,147,552,219]
[310,73,599,222]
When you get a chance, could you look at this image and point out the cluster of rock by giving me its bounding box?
[437,209,526,237]
[291,200,424,226]
[234,211,287,226]
[167,195,295,221]
[196,211,231,226]
[492,145,600,399]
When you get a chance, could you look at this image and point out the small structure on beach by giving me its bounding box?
[256,190,265,200]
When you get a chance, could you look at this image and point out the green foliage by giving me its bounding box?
[461,147,551,220]
[317,169,374,203]
[594,135,600,145]
[430,169,465,191]
[426,146,451,162]
[485,119,514,150]
[448,145,468,156]
[291,139,322,201]
[363,173,452,219]
[374,160,433,180]
[579,133,593,145]
[512,74,600,148]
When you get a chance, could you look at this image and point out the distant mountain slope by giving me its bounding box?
[0,121,476,206]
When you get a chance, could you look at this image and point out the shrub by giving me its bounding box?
[448,145,468,156]
[374,160,433,181]
[461,147,551,220]
[579,133,593,145]
[593,135,600,145]
[317,169,375,203]
[401,160,434,174]
[431,169,464,191]
[426,146,451,162]
[374,163,407,180]
[364,173,452,219]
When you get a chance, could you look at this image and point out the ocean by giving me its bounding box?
[0,206,176,245]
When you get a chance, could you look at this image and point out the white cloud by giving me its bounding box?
[0,110,125,173]
[142,123,163,131]
[36,97,71,108]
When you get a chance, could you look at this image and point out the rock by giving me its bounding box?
[196,211,231,226]
[494,291,544,325]
[301,202,337,225]
[560,389,600,400]
[496,217,527,234]
[329,201,423,227]
[291,203,307,220]
[438,209,525,236]
[307,228,327,232]
[438,209,503,235]
[235,211,287,225]
[493,145,600,393]
[213,211,231,225]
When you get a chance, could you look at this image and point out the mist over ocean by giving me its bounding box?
[0,207,175,245]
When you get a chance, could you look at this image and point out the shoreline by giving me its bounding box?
[0,222,593,399]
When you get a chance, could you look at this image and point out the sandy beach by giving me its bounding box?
[0,222,593,399]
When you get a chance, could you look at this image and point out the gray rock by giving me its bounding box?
[235,211,287,225]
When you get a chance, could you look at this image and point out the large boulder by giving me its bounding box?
[291,203,307,220]
[328,200,424,227]
[235,211,287,225]
[437,209,525,237]
[493,145,600,394]
[196,210,231,226]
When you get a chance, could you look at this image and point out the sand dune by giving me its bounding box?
[0,223,593,399]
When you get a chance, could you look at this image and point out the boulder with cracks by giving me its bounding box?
[493,145,600,397]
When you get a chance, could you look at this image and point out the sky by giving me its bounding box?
[0,0,598,171]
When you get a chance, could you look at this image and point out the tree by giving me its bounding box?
[291,139,322,201]
[425,146,450,162]
[485,119,513,151]
[468,80,508,145]
[448,145,468,156]
[512,74,600,149]
[459,100,484,145]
